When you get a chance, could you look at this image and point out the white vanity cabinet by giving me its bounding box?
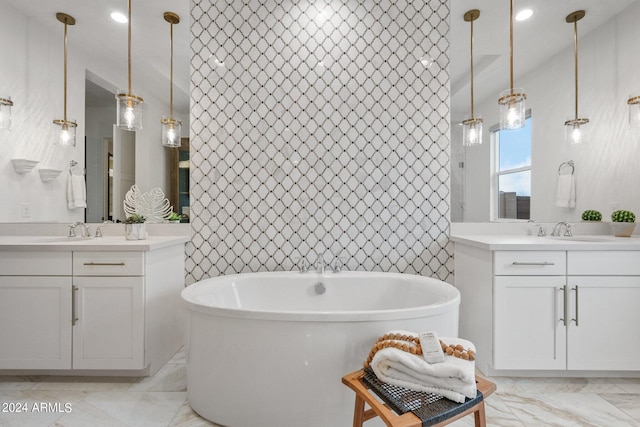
[0,237,186,375]
[493,251,567,370]
[566,251,640,371]
[0,252,73,369]
[72,252,145,370]
[454,238,640,375]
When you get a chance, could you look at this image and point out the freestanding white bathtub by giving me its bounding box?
[181,271,460,427]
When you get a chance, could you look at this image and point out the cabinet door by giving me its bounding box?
[0,277,72,369]
[567,276,640,371]
[72,276,144,370]
[494,276,567,370]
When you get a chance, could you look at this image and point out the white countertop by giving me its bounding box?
[0,235,189,251]
[450,234,640,250]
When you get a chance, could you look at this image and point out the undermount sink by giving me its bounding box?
[546,235,615,242]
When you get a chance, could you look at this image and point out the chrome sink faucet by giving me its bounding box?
[528,220,546,237]
[68,222,91,238]
[551,221,573,237]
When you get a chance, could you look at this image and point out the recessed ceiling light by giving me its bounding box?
[515,9,533,21]
[110,12,128,24]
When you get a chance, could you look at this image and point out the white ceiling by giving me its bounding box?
[450,0,638,120]
[5,0,637,121]
[3,0,190,114]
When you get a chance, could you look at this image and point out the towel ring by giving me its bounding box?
[69,160,86,176]
[558,160,575,175]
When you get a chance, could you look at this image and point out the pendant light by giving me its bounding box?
[0,96,13,130]
[462,9,482,146]
[497,0,526,130]
[161,12,181,147]
[52,13,77,147]
[564,10,589,145]
[116,0,143,131]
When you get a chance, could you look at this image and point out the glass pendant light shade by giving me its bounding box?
[628,94,640,128]
[116,91,144,130]
[162,116,182,147]
[53,119,78,147]
[498,89,527,129]
[462,116,483,146]
[0,96,13,130]
[564,117,589,145]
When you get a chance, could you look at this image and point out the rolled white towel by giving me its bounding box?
[370,333,477,403]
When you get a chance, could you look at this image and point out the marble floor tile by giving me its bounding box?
[599,394,640,421]
[502,376,628,394]
[2,347,640,427]
[612,378,640,394]
[499,391,638,427]
[0,390,86,427]
[166,347,186,366]
[127,363,186,393]
[448,394,525,427]
[167,400,219,427]
[82,391,187,427]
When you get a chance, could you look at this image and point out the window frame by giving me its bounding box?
[490,110,532,221]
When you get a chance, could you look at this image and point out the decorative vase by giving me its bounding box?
[610,222,636,237]
[125,223,147,240]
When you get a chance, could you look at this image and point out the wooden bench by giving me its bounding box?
[342,369,496,427]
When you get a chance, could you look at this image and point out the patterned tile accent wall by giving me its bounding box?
[187,0,452,284]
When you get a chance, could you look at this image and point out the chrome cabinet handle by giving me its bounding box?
[83,262,126,266]
[512,262,555,266]
[559,286,567,326]
[72,286,79,326]
[572,286,579,326]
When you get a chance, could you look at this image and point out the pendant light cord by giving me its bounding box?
[470,17,475,117]
[573,20,579,120]
[128,0,132,95]
[509,0,514,95]
[170,20,174,119]
[63,21,68,121]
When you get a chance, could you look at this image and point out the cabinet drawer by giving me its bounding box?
[494,251,566,275]
[568,251,640,275]
[73,252,144,276]
[0,251,71,276]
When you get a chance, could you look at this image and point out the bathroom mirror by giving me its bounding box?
[0,0,190,223]
[450,0,640,223]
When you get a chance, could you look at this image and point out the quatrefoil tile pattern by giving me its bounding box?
[187,0,452,284]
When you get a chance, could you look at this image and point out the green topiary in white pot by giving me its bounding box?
[610,210,636,237]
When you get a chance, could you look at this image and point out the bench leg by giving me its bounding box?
[353,394,366,427]
[473,401,487,427]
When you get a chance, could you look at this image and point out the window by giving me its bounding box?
[492,116,531,220]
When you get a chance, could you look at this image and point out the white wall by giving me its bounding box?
[462,2,640,223]
[0,1,180,223]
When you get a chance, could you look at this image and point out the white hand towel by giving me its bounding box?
[369,333,477,403]
[67,174,87,209]
[67,175,75,209]
[555,174,575,208]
